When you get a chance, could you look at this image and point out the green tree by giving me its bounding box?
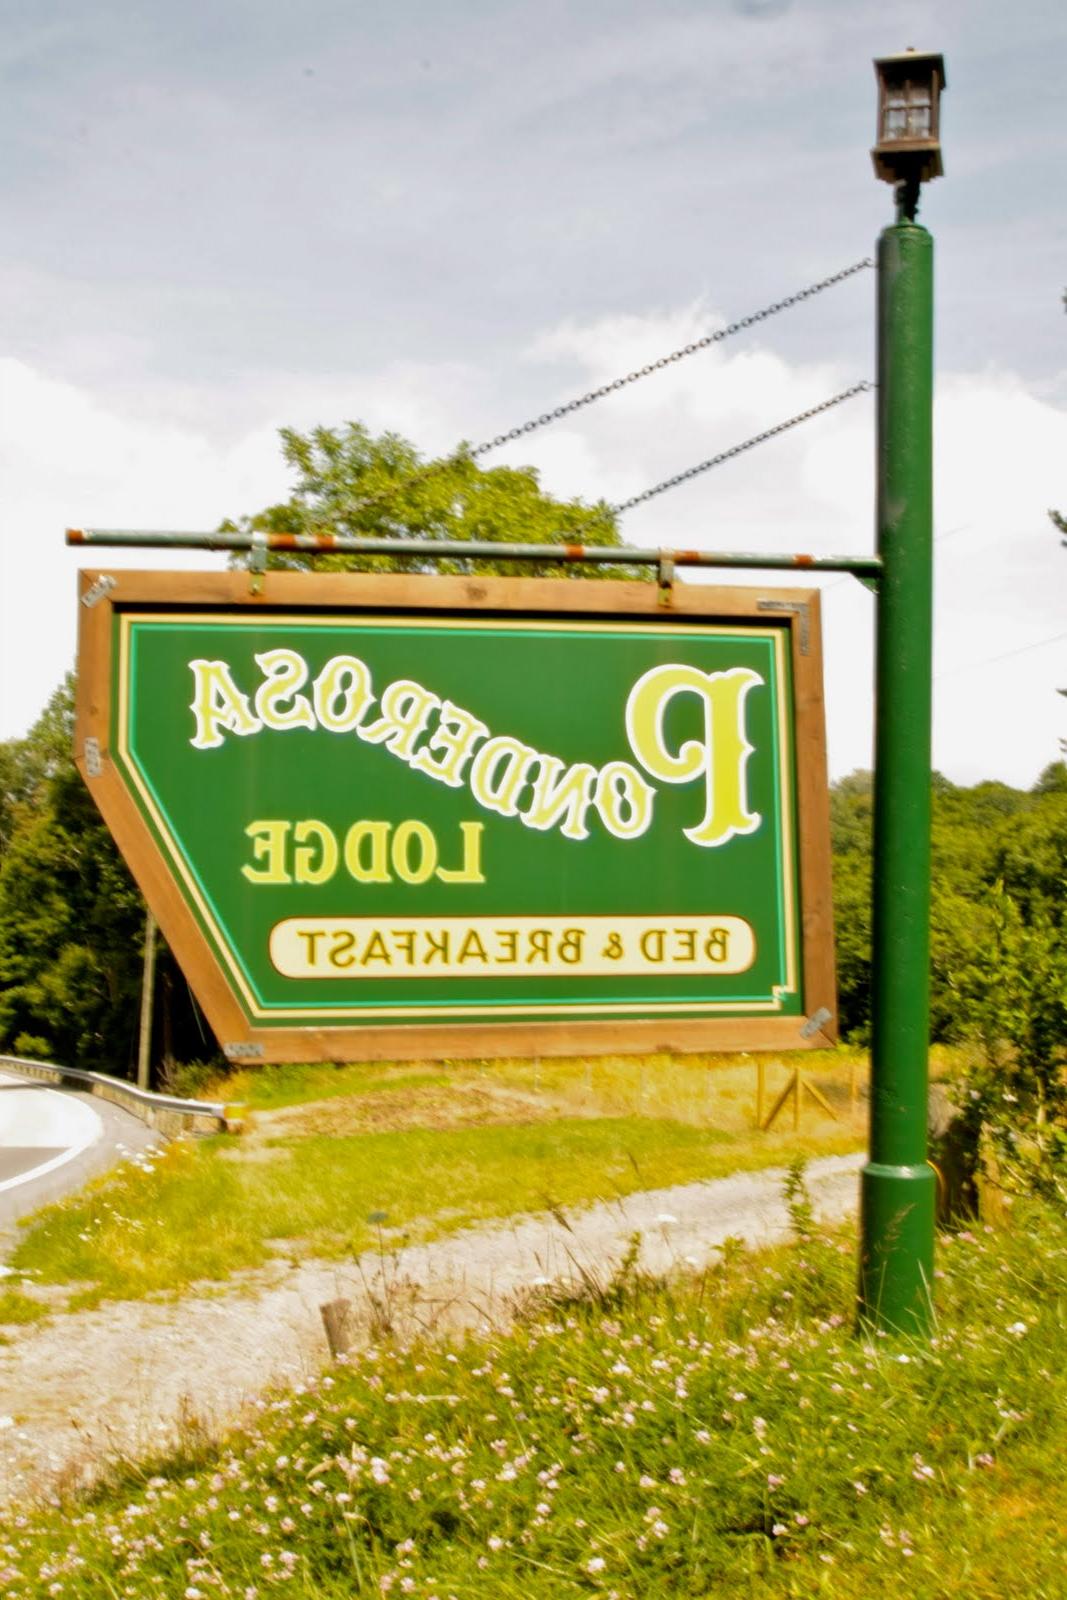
[223,422,626,579]
[0,683,146,1067]
[829,766,1067,1056]
[827,770,873,1040]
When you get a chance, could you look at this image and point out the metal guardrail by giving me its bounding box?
[0,1056,243,1137]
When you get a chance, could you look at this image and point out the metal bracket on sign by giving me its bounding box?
[248,531,268,595]
[84,737,103,777]
[657,552,675,608]
[800,1006,833,1040]
[757,597,811,655]
[81,574,117,609]
[224,1041,265,1061]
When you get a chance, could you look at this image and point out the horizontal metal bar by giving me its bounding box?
[66,527,884,580]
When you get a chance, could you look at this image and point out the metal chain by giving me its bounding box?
[470,258,873,456]
[608,382,873,517]
[337,259,874,521]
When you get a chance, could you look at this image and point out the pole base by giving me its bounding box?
[857,1161,936,1335]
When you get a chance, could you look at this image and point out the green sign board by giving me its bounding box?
[77,571,835,1061]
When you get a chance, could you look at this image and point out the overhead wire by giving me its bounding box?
[330,259,875,524]
[935,630,1067,682]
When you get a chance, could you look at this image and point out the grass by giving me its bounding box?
[0,1288,47,1327]
[1,1185,1064,1597]
[10,1050,869,1306]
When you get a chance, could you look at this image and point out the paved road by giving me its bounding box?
[0,1068,161,1247]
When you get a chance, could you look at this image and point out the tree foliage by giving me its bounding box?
[222,422,629,579]
[0,681,147,1068]
[831,762,1067,1069]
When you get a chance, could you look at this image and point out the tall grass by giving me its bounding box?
[2,1194,1063,1597]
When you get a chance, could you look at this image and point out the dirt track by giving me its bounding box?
[0,1151,863,1508]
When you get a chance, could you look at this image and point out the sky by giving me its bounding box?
[1,0,1064,786]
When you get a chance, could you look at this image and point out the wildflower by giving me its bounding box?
[772,1523,788,1537]
[638,1474,657,1491]
[767,1474,785,1489]
[668,1467,686,1485]
[586,1556,606,1574]
[487,1536,504,1552]
[1007,1321,1028,1336]
[853,1481,868,1496]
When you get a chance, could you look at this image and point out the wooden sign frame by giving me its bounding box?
[75,568,836,1064]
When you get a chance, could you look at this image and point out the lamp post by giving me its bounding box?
[859,51,946,1335]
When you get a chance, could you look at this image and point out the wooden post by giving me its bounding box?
[761,1064,841,1133]
[320,1298,355,1358]
[137,910,157,1092]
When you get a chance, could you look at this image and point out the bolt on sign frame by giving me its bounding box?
[75,568,836,1065]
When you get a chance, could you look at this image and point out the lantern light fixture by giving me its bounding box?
[872,49,946,215]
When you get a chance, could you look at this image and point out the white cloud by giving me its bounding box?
[0,358,288,738]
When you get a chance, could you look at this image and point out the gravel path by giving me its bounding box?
[0,1152,864,1508]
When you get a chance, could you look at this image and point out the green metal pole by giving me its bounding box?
[859,215,936,1335]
